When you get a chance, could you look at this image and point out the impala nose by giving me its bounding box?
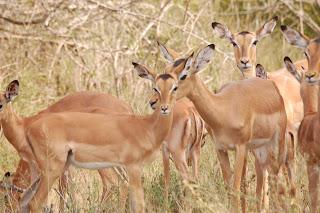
[240,58,249,65]
[305,72,316,81]
[160,105,169,114]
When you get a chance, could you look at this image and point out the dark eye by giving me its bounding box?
[173,86,178,92]
[153,88,159,93]
[231,42,237,47]
[253,40,258,46]
[0,104,2,109]
[304,52,309,59]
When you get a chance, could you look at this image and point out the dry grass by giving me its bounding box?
[0,0,319,212]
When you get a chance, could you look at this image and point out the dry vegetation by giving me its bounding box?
[0,0,319,212]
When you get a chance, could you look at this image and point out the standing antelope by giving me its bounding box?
[150,95,205,201]
[0,90,131,211]
[157,43,287,212]
[281,25,320,213]
[212,16,301,199]
[18,60,192,212]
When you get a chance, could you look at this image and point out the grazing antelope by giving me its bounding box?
[212,17,301,199]
[18,59,193,212]
[157,43,287,212]
[0,89,131,211]
[150,95,205,201]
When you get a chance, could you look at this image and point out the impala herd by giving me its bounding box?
[0,16,319,213]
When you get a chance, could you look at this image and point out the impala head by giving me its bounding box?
[212,16,278,78]
[281,25,320,84]
[284,56,318,113]
[255,64,268,79]
[132,63,179,115]
[0,80,19,119]
[157,42,215,99]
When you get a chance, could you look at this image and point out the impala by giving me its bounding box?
[0,89,132,211]
[157,43,287,212]
[18,57,201,211]
[284,56,319,213]
[150,87,205,202]
[212,16,301,199]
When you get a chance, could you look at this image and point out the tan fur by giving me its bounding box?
[288,64,320,213]
[19,71,180,212]
[0,91,132,211]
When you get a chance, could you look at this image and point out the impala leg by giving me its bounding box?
[240,155,247,213]
[285,132,296,197]
[162,144,170,203]
[127,165,144,213]
[191,143,201,181]
[58,170,69,212]
[216,149,232,186]
[28,170,61,212]
[254,158,263,212]
[232,144,246,212]
[307,163,319,213]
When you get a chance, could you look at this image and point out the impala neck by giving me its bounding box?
[186,76,224,129]
[0,104,26,152]
[301,83,318,116]
[240,67,255,79]
[148,107,173,148]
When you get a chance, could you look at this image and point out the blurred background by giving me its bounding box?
[0,0,319,212]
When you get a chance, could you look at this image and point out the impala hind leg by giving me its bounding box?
[240,155,247,213]
[58,170,72,212]
[307,163,319,213]
[127,165,144,213]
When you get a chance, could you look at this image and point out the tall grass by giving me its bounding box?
[0,0,319,212]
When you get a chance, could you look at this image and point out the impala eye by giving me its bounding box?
[304,52,309,59]
[173,86,178,92]
[253,40,258,46]
[153,88,159,93]
[0,104,2,109]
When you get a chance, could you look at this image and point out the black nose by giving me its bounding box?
[240,59,249,65]
[161,106,168,112]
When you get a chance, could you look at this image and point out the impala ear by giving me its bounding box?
[212,22,235,43]
[255,64,268,79]
[175,53,194,81]
[132,62,156,82]
[280,25,309,49]
[256,16,278,40]
[5,80,19,102]
[157,41,179,63]
[193,44,215,73]
[284,56,302,82]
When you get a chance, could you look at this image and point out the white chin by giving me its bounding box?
[160,111,170,115]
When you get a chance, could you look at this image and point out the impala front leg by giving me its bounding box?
[233,144,246,212]
[162,144,170,203]
[307,162,319,213]
[127,165,144,213]
[216,149,232,186]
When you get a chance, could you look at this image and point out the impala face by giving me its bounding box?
[281,25,320,84]
[284,56,319,113]
[132,63,178,116]
[212,16,278,78]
